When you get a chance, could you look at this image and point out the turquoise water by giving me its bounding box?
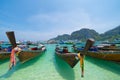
[0,44,120,80]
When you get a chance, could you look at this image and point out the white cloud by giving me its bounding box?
[27,9,93,35]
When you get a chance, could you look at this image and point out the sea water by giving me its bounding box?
[0,44,120,80]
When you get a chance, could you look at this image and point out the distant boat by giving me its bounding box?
[55,46,79,68]
[95,41,120,51]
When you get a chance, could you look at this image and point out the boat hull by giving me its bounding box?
[17,47,46,63]
[85,51,120,62]
[0,52,10,60]
[55,51,79,68]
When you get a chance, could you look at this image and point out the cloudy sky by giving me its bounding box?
[0,0,120,41]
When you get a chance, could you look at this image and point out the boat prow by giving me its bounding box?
[55,51,79,68]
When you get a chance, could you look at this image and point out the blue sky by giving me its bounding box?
[0,0,120,41]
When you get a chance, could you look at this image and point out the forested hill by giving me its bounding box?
[100,25,120,41]
[51,25,120,41]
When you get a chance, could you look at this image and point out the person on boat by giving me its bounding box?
[77,52,84,77]
[9,46,22,70]
[62,46,69,53]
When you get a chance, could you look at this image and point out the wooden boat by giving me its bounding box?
[0,46,12,60]
[72,44,120,62]
[84,51,120,62]
[6,31,46,63]
[91,41,120,51]
[55,47,79,68]
[17,46,46,63]
[98,47,120,51]
[0,52,10,60]
[55,39,94,68]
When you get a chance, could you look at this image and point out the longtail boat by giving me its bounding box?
[72,42,120,62]
[6,31,46,63]
[95,42,120,51]
[55,46,79,68]
[83,51,120,62]
[17,46,46,63]
[0,52,10,60]
[0,43,12,60]
[55,39,94,68]
[97,47,120,51]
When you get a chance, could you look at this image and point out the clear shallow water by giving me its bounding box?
[0,44,120,80]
